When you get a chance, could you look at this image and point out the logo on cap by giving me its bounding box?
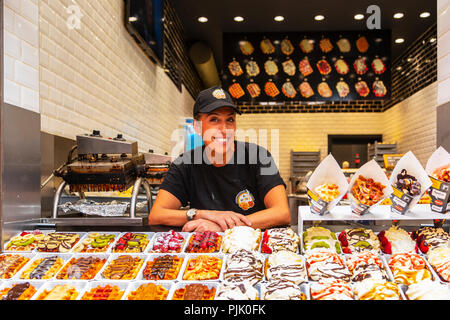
[212,88,226,99]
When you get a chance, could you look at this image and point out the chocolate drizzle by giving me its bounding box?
[2,282,30,300]
[29,256,59,279]
[144,255,175,280]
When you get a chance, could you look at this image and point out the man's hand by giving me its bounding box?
[182,219,222,232]
[196,210,252,231]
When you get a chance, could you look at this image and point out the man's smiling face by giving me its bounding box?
[194,106,236,155]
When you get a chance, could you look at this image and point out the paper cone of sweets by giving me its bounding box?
[306,154,349,215]
[425,146,450,213]
[348,159,393,215]
[389,151,432,215]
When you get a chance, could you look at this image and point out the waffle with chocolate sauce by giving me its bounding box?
[36,232,80,253]
[172,283,216,300]
[143,255,184,280]
[0,282,37,300]
[56,256,106,280]
[20,256,65,280]
[101,255,144,280]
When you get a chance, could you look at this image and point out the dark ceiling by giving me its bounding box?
[171,0,437,71]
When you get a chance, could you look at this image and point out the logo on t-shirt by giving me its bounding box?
[235,189,255,211]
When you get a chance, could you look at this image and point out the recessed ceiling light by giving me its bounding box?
[395,38,405,44]
[393,12,404,19]
[128,16,138,22]
[198,16,208,23]
[274,16,284,22]
[314,15,325,21]
[420,12,431,18]
[430,37,436,43]
[234,16,244,22]
[354,14,365,20]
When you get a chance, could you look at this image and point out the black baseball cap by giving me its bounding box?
[193,86,241,118]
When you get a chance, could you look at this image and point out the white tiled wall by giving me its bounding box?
[382,83,438,166]
[438,0,450,106]
[3,0,40,113]
[38,0,194,154]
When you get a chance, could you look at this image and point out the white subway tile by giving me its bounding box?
[15,60,39,90]
[5,0,21,12]
[21,86,40,113]
[20,0,39,25]
[14,14,39,47]
[4,31,21,59]
[21,40,39,68]
[4,79,21,106]
[4,6,15,32]
[4,54,15,81]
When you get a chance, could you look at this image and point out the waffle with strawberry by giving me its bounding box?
[261,227,300,253]
[150,230,185,253]
[377,226,417,254]
[338,228,380,254]
[185,231,221,253]
[411,226,449,254]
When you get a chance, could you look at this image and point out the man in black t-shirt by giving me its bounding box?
[148,86,290,232]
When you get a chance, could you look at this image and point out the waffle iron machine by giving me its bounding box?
[50,131,152,226]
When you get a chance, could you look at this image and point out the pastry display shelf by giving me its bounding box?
[298,204,448,233]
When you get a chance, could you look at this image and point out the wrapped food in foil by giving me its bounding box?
[58,199,146,217]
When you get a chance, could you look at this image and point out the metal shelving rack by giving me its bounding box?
[367,142,398,168]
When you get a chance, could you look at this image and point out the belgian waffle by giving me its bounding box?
[0,282,37,300]
[81,284,125,300]
[185,232,221,253]
[0,254,30,279]
[127,283,169,300]
[36,284,78,300]
[36,232,80,253]
[172,284,216,300]
[143,255,184,280]
[101,255,144,280]
[20,256,65,280]
[56,256,106,280]
[182,255,222,281]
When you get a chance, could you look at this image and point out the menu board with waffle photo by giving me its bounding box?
[222,30,391,103]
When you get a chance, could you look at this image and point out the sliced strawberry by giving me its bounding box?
[343,247,351,254]
[384,242,392,254]
[419,241,428,253]
[338,231,346,242]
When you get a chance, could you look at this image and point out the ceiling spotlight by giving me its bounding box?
[128,16,138,22]
[314,15,325,21]
[430,37,436,43]
[274,15,284,22]
[198,16,208,23]
[354,14,365,20]
[395,38,405,44]
[393,12,404,19]
[234,16,244,22]
[420,12,431,18]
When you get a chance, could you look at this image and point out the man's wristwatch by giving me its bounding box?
[186,208,198,221]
